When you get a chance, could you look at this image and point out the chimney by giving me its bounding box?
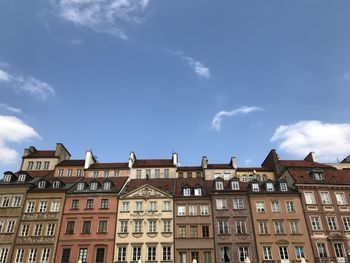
[304,152,317,162]
[55,143,71,162]
[230,156,237,169]
[23,146,36,157]
[84,150,96,169]
[172,152,178,167]
[201,156,208,169]
[128,151,136,169]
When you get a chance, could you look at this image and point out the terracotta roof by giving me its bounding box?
[237,167,273,172]
[207,164,233,169]
[133,159,174,168]
[174,178,209,197]
[206,179,250,192]
[89,162,129,170]
[22,170,53,178]
[69,177,128,193]
[123,179,175,195]
[25,150,56,158]
[57,160,85,166]
[279,160,333,168]
[177,166,202,172]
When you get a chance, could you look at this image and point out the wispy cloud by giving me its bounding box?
[0,115,40,164]
[271,120,350,162]
[51,0,151,39]
[0,103,22,114]
[0,68,55,100]
[212,106,263,132]
[168,50,211,79]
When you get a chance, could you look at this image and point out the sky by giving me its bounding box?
[1,0,350,172]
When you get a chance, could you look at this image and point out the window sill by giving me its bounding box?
[97,232,107,234]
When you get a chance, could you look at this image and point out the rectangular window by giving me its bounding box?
[191,252,199,263]
[50,201,60,212]
[190,226,198,237]
[145,169,151,178]
[164,169,169,178]
[163,220,171,232]
[133,247,141,261]
[58,169,63,177]
[263,246,272,260]
[320,192,332,204]
[220,247,230,262]
[149,201,157,211]
[155,169,160,178]
[104,170,109,178]
[15,248,24,263]
[327,217,337,230]
[266,183,274,191]
[271,201,280,212]
[35,161,42,170]
[98,220,108,233]
[317,243,327,258]
[12,196,22,207]
[286,201,295,212]
[134,220,142,233]
[39,201,47,213]
[196,172,201,178]
[183,188,191,196]
[231,181,240,190]
[179,226,186,238]
[274,221,284,234]
[79,248,88,263]
[77,169,82,177]
[44,161,50,170]
[187,172,193,178]
[311,216,322,230]
[290,221,300,234]
[256,201,265,212]
[233,198,244,210]
[93,171,99,178]
[61,248,71,263]
[136,170,142,179]
[41,248,50,263]
[121,201,129,212]
[202,225,209,237]
[216,181,224,190]
[66,221,75,234]
[148,246,156,261]
[28,248,37,263]
[204,251,211,263]
[163,246,171,261]
[101,199,109,209]
[26,201,35,213]
[252,183,259,192]
[216,199,227,210]
[295,246,304,259]
[336,192,347,205]
[117,247,126,261]
[47,223,55,236]
[334,243,344,258]
[0,248,9,263]
[34,224,42,236]
[279,246,289,260]
[95,248,105,263]
[120,221,128,233]
[149,220,157,232]
[239,247,249,262]
[21,224,30,236]
[163,201,171,211]
[82,221,91,234]
[86,199,94,209]
[343,217,350,231]
[135,201,143,211]
[178,206,186,216]
[189,205,197,216]
[67,169,73,176]
[218,220,229,234]
[179,252,187,263]
[259,221,269,234]
[200,205,209,215]
[236,220,246,234]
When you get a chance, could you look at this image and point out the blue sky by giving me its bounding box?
[1,0,350,172]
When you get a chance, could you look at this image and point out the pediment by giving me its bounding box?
[123,184,172,199]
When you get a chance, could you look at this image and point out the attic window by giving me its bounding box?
[249,175,254,182]
[311,170,324,180]
[252,183,259,192]
[194,187,202,196]
[77,182,85,191]
[183,188,191,196]
[18,174,26,182]
[103,181,111,190]
[3,174,11,182]
[280,183,288,191]
[266,183,274,192]
[216,181,224,190]
[231,181,240,190]
[53,181,60,189]
[90,182,98,190]
[38,181,46,189]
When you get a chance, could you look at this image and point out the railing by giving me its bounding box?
[316,257,348,263]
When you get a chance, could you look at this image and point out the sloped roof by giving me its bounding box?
[57,160,85,166]
[133,159,174,168]
[25,150,56,158]
[89,162,129,170]
[123,179,175,195]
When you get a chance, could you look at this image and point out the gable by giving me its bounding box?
[122,184,172,199]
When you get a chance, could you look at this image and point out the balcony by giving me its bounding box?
[22,212,59,221]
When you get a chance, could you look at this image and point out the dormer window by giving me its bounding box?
[252,183,259,192]
[280,183,288,192]
[231,181,240,190]
[93,171,99,178]
[104,171,109,178]
[311,170,324,180]
[194,188,202,196]
[77,182,85,191]
[241,175,247,182]
[215,181,224,190]
[38,181,46,189]
[53,181,60,189]
[103,181,111,190]
[3,174,11,182]
[266,183,274,192]
[249,175,254,181]
[183,188,191,196]
[90,182,98,190]
[18,174,26,182]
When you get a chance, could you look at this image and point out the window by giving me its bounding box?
[164,169,169,178]
[34,224,42,236]
[12,195,21,207]
[145,169,151,178]
[274,221,284,234]
[103,181,111,190]
[121,202,129,212]
[191,252,199,263]
[3,173,11,182]
[39,201,47,212]
[77,169,82,177]
[134,220,142,233]
[58,169,63,177]
[136,170,142,179]
[1,196,10,207]
[327,217,337,230]
[38,181,46,188]
[41,248,50,263]
[200,205,209,215]
[148,220,157,232]
[98,220,108,233]
[259,221,269,234]
[266,183,274,191]
[0,248,9,263]
[135,201,143,211]
[336,192,347,205]
[27,161,34,170]
[290,221,300,234]
[233,198,244,210]
[334,243,344,258]
[190,226,198,237]
[163,220,171,232]
[312,171,324,180]
[0,220,4,233]
[163,246,171,261]
[15,248,24,263]
[104,170,109,178]
[101,199,109,209]
[317,243,328,258]
[95,248,105,263]
[271,201,280,212]
[21,224,30,236]
[77,182,84,191]
[295,246,304,259]
[279,246,289,260]
[120,220,128,233]
[66,221,75,234]
[82,221,91,234]
[18,174,26,182]
[252,183,259,192]
[236,220,246,234]
[133,247,141,261]
[178,206,186,216]
[216,181,224,190]
[155,169,160,178]
[239,247,249,262]
[216,199,227,210]
[47,223,55,236]
[44,161,49,170]
[286,201,295,212]
[311,216,322,230]
[35,161,42,170]
[178,172,183,178]
[86,199,94,209]
[304,192,316,204]
[194,188,202,196]
[183,188,191,196]
[148,246,156,261]
[93,171,99,178]
[50,201,60,212]
[218,220,229,234]
[79,248,88,263]
[343,217,350,230]
[61,249,71,263]
[263,246,272,260]
[149,201,157,211]
[28,248,37,263]
[179,226,186,238]
[117,247,127,261]
[320,192,331,204]
[53,181,60,188]
[220,247,230,262]
[67,169,72,177]
[90,182,98,190]
[202,225,209,237]
[280,182,288,191]
[187,172,193,178]
[26,201,35,213]
[189,205,197,216]
[241,175,247,182]
[71,199,79,209]
[231,180,240,190]
[163,201,171,211]
[196,172,201,178]
[256,201,265,212]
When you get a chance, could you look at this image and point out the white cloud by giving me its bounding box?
[51,0,151,39]
[0,116,40,164]
[271,120,350,162]
[0,68,55,100]
[212,106,263,131]
[0,103,22,114]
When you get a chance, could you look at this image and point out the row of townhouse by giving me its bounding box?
[1,144,350,263]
